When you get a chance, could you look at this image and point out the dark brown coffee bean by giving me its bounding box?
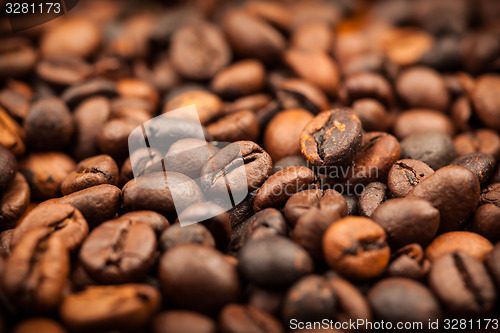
[429,251,496,315]
[253,166,318,212]
[480,183,500,207]
[72,97,111,161]
[425,231,493,262]
[272,155,308,174]
[36,55,92,86]
[0,172,30,229]
[201,141,272,199]
[486,243,500,290]
[368,278,442,327]
[60,284,160,332]
[323,216,390,280]
[343,194,358,215]
[247,287,284,316]
[0,106,26,156]
[450,153,496,184]
[386,244,430,281]
[407,166,480,232]
[2,228,69,313]
[284,189,347,227]
[159,244,240,314]
[162,139,218,179]
[393,109,455,140]
[450,96,473,131]
[0,145,16,190]
[177,202,231,251]
[347,132,401,185]
[371,198,440,248]
[276,78,330,114]
[473,74,500,130]
[219,304,284,333]
[0,37,37,78]
[454,129,500,160]
[153,310,216,333]
[239,236,313,288]
[387,159,434,198]
[160,223,215,252]
[124,171,204,215]
[282,275,336,323]
[212,60,265,98]
[400,131,456,170]
[11,203,88,251]
[351,99,392,132]
[223,10,285,64]
[207,110,260,143]
[358,182,388,218]
[473,204,500,242]
[12,318,67,333]
[80,219,157,283]
[228,208,287,254]
[62,79,118,108]
[285,49,340,96]
[117,210,169,235]
[0,81,32,120]
[301,109,363,167]
[98,117,142,160]
[0,229,14,257]
[134,57,180,93]
[396,66,450,111]
[339,72,393,106]
[164,90,223,125]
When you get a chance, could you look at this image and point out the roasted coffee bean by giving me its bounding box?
[472,74,500,130]
[301,109,363,167]
[276,78,330,114]
[117,210,169,234]
[159,244,240,314]
[387,243,430,280]
[247,287,284,316]
[323,216,390,280]
[351,99,392,132]
[20,152,76,200]
[98,117,142,160]
[429,252,496,315]
[0,106,26,156]
[212,60,266,98]
[177,202,231,250]
[164,90,223,125]
[61,155,119,195]
[222,10,285,64]
[264,109,314,162]
[201,141,272,199]
[2,228,69,313]
[346,132,401,185]
[62,79,118,108]
[60,284,160,332]
[12,318,67,333]
[228,208,287,254]
[11,203,88,251]
[393,109,455,140]
[0,145,17,190]
[153,310,216,333]
[284,189,347,227]
[368,278,442,328]
[0,80,32,120]
[80,219,157,283]
[358,182,388,218]
[0,229,14,257]
[372,198,440,248]
[170,21,231,80]
[486,243,500,289]
[272,155,308,174]
[454,129,500,160]
[36,55,92,86]
[425,231,493,262]
[160,223,215,252]
[0,172,30,229]
[473,204,500,242]
[282,275,336,323]
[207,110,260,143]
[244,0,292,30]
[116,78,159,111]
[387,159,434,198]
[450,96,473,131]
[227,189,258,228]
[0,37,37,78]
[284,49,340,96]
[396,66,450,111]
[400,131,456,170]
[480,183,500,207]
[219,304,284,333]
[72,97,111,161]
[339,72,393,106]
[48,184,121,228]
[253,166,318,212]
[291,21,332,52]
[123,171,204,215]
[450,153,496,184]
[407,166,480,232]
[239,236,313,288]
[343,194,358,215]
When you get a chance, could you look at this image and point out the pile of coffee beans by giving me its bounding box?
[1,0,500,332]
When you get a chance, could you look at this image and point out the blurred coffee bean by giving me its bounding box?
[164,139,219,179]
[98,117,141,160]
[0,173,30,229]
[425,231,493,262]
[400,131,456,170]
[219,304,284,333]
[291,21,333,52]
[207,110,259,142]
[117,210,169,235]
[0,81,32,120]
[62,79,117,108]
[387,159,434,198]
[164,90,223,125]
[0,37,37,78]
[276,78,330,114]
[0,145,16,190]
[486,243,500,289]
[339,72,393,106]
[358,182,388,218]
[473,204,500,243]
[212,60,265,98]
[36,55,92,86]
[453,129,500,160]
[12,318,67,333]
[160,223,215,252]
[386,243,429,280]
[0,106,26,156]
[272,155,308,174]
[351,99,392,132]
[472,74,500,130]
[393,109,455,140]
[153,311,216,333]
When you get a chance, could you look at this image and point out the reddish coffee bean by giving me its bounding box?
[207,110,260,143]
[36,55,92,86]
[291,21,333,52]
[219,304,284,333]
[473,204,500,242]
[480,183,500,207]
[393,109,455,140]
[117,210,169,235]
[12,318,67,333]
[160,223,215,252]
[212,60,266,98]
[323,216,390,280]
[164,90,223,125]
[0,173,30,229]
[339,72,393,106]
[454,129,500,160]
[358,182,388,218]
[62,79,118,108]
[0,107,26,156]
[0,145,17,190]
[0,37,37,78]
[486,243,500,289]
[425,231,493,262]
[0,81,32,121]
[387,159,434,198]
[351,99,392,132]
[472,74,500,130]
[450,153,496,184]
[153,311,216,333]
[386,243,430,280]
[276,78,330,114]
